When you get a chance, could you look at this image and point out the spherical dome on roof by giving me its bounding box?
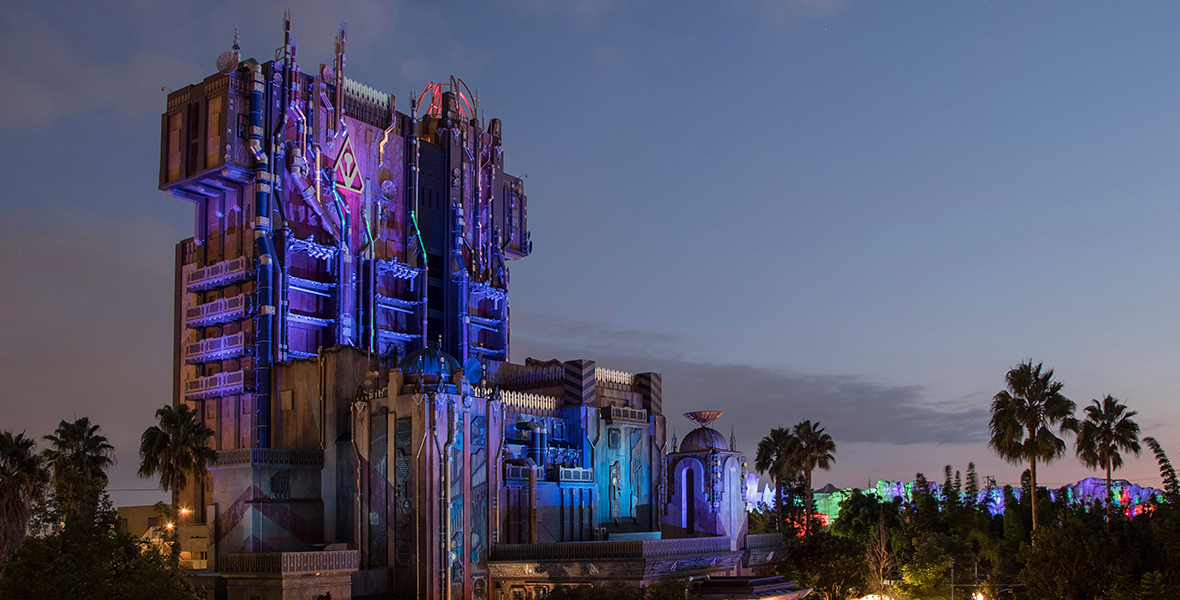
[398,347,461,378]
[679,427,728,453]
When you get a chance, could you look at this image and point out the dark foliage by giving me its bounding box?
[778,531,867,600]
[0,454,201,600]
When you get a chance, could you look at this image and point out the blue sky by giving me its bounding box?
[3,0,1180,505]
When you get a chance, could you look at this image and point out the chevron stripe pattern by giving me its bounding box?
[564,360,596,405]
[636,372,662,415]
[211,484,322,553]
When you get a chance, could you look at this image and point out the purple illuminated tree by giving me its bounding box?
[988,360,1077,532]
[1074,395,1140,505]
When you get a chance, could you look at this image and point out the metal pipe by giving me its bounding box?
[410,98,427,347]
[278,13,292,364]
[457,127,470,362]
[491,397,504,546]
[528,459,538,544]
[318,348,325,449]
[335,21,346,134]
[248,61,276,448]
[442,401,455,600]
[413,393,432,600]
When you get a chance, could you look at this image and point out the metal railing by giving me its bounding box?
[597,367,636,386]
[220,550,358,575]
[744,532,784,549]
[491,536,733,561]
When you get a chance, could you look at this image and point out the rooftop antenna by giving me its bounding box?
[216,29,241,74]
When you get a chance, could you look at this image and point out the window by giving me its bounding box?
[237,113,249,139]
[205,95,223,167]
[167,112,182,181]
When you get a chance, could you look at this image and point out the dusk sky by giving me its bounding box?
[4,0,1180,506]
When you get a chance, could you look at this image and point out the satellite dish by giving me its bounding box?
[377,167,396,200]
[464,357,484,386]
[216,51,239,74]
[684,411,723,428]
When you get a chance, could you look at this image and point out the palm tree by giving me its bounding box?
[0,431,49,557]
[43,417,115,515]
[139,404,216,523]
[1075,395,1141,505]
[988,360,1077,531]
[791,419,836,533]
[755,427,798,532]
[1143,437,1179,503]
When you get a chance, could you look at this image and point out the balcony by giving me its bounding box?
[287,312,334,328]
[469,314,503,331]
[376,327,417,343]
[491,536,735,561]
[376,294,417,314]
[559,467,593,483]
[288,275,334,297]
[185,257,251,292]
[471,281,507,302]
[220,550,358,576]
[185,332,247,364]
[744,533,784,550]
[185,295,248,328]
[604,405,648,424]
[183,369,247,400]
[505,464,530,481]
[375,258,419,280]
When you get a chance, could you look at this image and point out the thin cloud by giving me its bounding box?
[512,313,987,447]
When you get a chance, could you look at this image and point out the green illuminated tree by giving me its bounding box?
[1075,395,1141,505]
[0,431,49,558]
[791,420,836,534]
[988,360,1077,531]
[138,404,217,525]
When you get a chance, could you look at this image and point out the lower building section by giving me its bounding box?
[178,347,789,599]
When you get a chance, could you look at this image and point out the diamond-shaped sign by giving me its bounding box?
[335,133,365,195]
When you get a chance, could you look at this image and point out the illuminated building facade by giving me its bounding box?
[159,16,785,600]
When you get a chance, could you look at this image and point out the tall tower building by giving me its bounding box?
[157,17,783,600]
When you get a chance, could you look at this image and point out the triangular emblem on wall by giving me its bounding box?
[335,133,365,195]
